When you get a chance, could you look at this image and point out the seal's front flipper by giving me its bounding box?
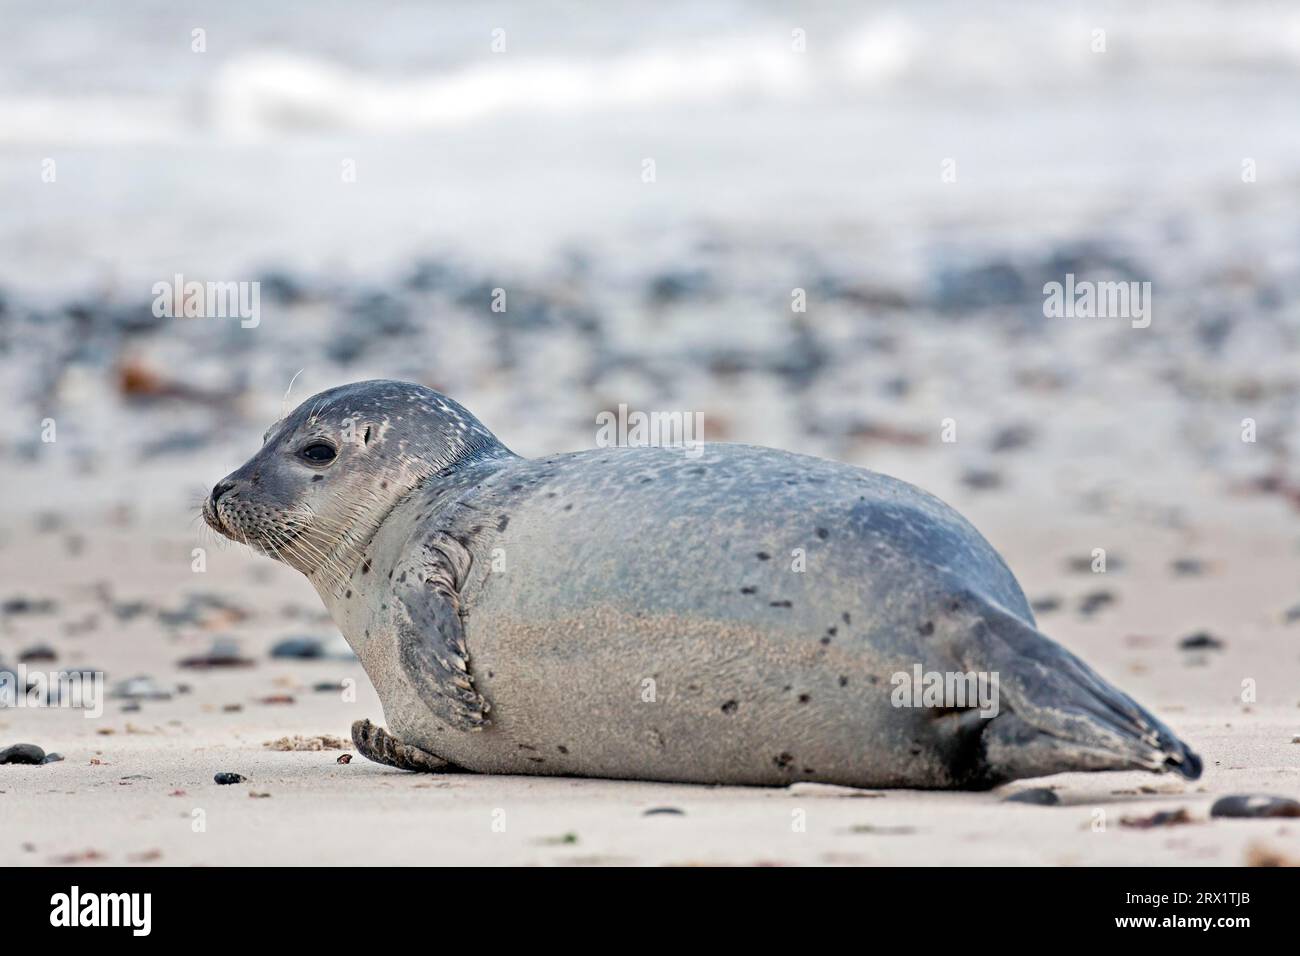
[392,536,491,732]
[940,591,1202,785]
[351,718,457,773]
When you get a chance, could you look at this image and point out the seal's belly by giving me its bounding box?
[383,601,961,787]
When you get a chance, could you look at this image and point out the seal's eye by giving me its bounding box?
[299,443,337,464]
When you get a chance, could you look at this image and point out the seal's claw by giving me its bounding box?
[350,718,456,773]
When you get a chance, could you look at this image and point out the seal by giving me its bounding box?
[204,380,1201,788]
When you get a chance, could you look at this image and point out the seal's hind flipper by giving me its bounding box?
[351,719,458,772]
[392,535,491,732]
[940,591,1201,785]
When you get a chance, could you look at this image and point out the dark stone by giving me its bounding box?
[214,772,247,785]
[1078,590,1117,617]
[1179,631,1225,651]
[0,743,46,764]
[2,596,57,615]
[1210,794,1300,819]
[179,637,255,669]
[960,469,1003,491]
[1004,788,1059,806]
[269,636,326,660]
[1030,595,1062,615]
[1170,558,1206,576]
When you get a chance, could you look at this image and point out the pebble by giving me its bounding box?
[213,772,247,785]
[1120,808,1194,829]
[989,424,1035,453]
[269,635,326,659]
[111,675,173,701]
[17,644,57,663]
[1030,595,1062,615]
[1,596,57,615]
[1210,795,1300,819]
[0,743,47,764]
[642,807,686,816]
[1179,631,1225,651]
[1078,590,1117,616]
[178,637,255,669]
[1003,788,1059,806]
[960,469,1003,491]
[157,593,250,630]
[42,752,64,764]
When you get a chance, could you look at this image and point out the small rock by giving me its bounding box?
[41,752,64,764]
[157,593,250,630]
[17,644,57,663]
[111,675,172,701]
[1078,590,1117,616]
[1030,595,1062,615]
[214,772,247,785]
[179,637,255,669]
[643,807,685,816]
[1282,604,1300,624]
[1003,788,1059,806]
[1170,558,1206,576]
[1120,808,1194,829]
[960,469,1003,491]
[269,635,326,660]
[1179,631,1225,651]
[1210,794,1300,819]
[336,754,353,764]
[0,744,47,764]
[1,596,57,615]
[989,424,1035,453]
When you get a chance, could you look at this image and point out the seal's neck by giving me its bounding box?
[304,444,519,603]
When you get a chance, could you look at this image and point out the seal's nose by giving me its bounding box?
[210,480,236,509]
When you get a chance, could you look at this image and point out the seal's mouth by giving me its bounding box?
[201,496,229,538]
[203,496,312,568]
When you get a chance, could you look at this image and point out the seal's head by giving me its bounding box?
[204,380,509,589]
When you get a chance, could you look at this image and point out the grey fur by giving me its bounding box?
[206,380,1201,789]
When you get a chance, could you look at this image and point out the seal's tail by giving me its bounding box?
[943,591,1202,785]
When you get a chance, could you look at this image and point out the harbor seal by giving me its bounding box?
[204,380,1201,788]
